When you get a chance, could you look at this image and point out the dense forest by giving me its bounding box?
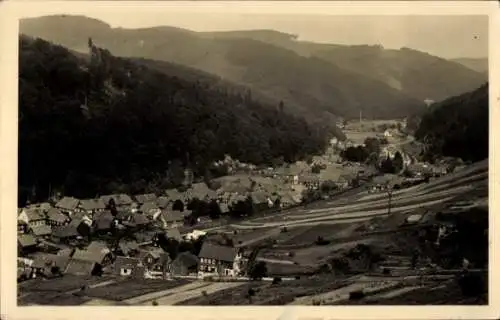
[18,35,329,205]
[415,83,488,163]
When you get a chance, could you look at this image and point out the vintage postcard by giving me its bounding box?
[0,1,498,319]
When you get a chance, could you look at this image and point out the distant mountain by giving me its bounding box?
[415,83,488,163]
[18,35,329,204]
[450,57,488,74]
[20,15,427,121]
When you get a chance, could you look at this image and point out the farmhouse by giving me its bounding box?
[113,256,144,278]
[18,207,45,228]
[46,208,70,226]
[77,199,106,216]
[55,197,80,215]
[30,224,52,239]
[31,253,70,278]
[18,234,38,255]
[93,210,115,233]
[197,243,241,278]
[134,193,157,204]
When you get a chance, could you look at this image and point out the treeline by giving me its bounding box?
[415,83,488,163]
[18,35,328,205]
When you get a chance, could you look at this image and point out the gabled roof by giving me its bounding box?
[72,247,109,264]
[87,241,110,253]
[139,202,159,213]
[31,224,52,237]
[22,207,45,221]
[165,189,183,202]
[118,241,139,256]
[52,225,80,238]
[93,210,114,230]
[156,196,169,209]
[100,194,133,206]
[55,197,80,211]
[250,191,268,204]
[163,210,187,223]
[79,199,106,211]
[164,228,182,242]
[64,259,97,276]
[198,243,237,262]
[46,208,68,223]
[131,213,150,226]
[137,247,166,261]
[134,193,157,204]
[18,234,37,247]
[57,248,75,257]
[31,253,70,270]
[114,256,141,273]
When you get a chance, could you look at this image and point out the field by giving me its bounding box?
[84,278,191,301]
[178,276,354,305]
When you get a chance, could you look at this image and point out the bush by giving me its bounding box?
[349,290,365,300]
[295,275,301,280]
[152,300,158,306]
[458,272,486,297]
[281,227,288,233]
[272,277,282,285]
[382,268,391,275]
[315,236,330,246]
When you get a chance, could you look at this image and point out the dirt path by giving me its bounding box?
[122,281,209,305]
[150,282,246,305]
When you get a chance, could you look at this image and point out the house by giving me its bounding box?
[134,193,157,205]
[55,197,80,215]
[18,234,38,255]
[72,246,113,267]
[197,243,241,278]
[100,194,133,209]
[28,202,52,213]
[18,207,46,228]
[78,199,106,216]
[250,191,270,212]
[113,256,144,278]
[46,208,70,226]
[139,202,161,217]
[117,241,140,257]
[168,252,199,277]
[64,259,102,277]
[57,248,75,257]
[93,210,115,234]
[184,229,207,241]
[30,224,52,239]
[164,228,182,242]
[299,174,320,190]
[31,253,70,278]
[52,224,81,243]
[156,196,170,209]
[384,129,393,138]
[160,210,187,228]
[137,248,169,273]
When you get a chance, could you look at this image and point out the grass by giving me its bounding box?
[18,275,112,293]
[177,276,353,305]
[18,291,92,306]
[83,278,190,301]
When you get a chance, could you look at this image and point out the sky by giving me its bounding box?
[16,3,489,59]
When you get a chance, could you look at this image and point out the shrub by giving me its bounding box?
[202,290,208,297]
[312,299,321,305]
[382,268,391,275]
[152,300,158,306]
[295,275,301,280]
[315,236,330,246]
[281,227,288,233]
[349,290,365,300]
[272,277,282,285]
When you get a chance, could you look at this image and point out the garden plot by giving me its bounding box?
[85,278,191,302]
[151,282,246,305]
[122,280,206,305]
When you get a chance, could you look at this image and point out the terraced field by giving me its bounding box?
[229,159,487,230]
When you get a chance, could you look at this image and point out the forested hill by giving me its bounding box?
[415,83,488,163]
[20,15,427,121]
[18,35,329,204]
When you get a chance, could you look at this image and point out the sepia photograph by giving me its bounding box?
[0,0,496,316]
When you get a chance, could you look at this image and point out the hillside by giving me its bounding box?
[415,83,488,163]
[18,35,329,204]
[20,15,426,120]
[450,57,488,74]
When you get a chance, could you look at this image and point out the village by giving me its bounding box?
[16,119,485,306]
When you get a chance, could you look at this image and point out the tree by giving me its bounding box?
[364,137,381,154]
[172,199,184,212]
[249,261,267,280]
[208,200,222,219]
[380,156,395,174]
[392,151,404,173]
